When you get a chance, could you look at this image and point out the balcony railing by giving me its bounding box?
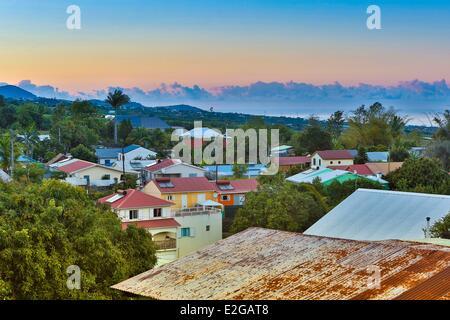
[154,239,177,250]
[173,206,222,217]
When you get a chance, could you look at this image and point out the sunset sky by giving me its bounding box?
[0,0,449,93]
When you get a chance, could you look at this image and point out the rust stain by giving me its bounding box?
[112,228,450,300]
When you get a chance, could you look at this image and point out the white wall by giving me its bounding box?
[160,163,206,178]
[175,212,222,257]
[119,147,156,161]
[311,154,353,169]
[116,206,172,222]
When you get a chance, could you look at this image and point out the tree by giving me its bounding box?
[71,100,97,119]
[0,133,21,173]
[106,90,130,145]
[389,145,410,162]
[426,140,450,171]
[118,119,133,143]
[354,146,368,164]
[386,158,450,194]
[231,181,327,233]
[0,180,156,299]
[19,125,39,157]
[327,110,345,143]
[430,214,450,239]
[340,103,408,150]
[70,144,97,162]
[0,104,17,128]
[294,117,332,154]
[232,164,248,178]
[13,163,45,183]
[323,179,384,207]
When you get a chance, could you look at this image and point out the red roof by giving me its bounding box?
[328,164,374,176]
[151,177,216,193]
[315,150,353,160]
[98,189,174,209]
[57,159,97,173]
[121,218,180,230]
[278,156,311,166]
[213,179,258,194]
[145,159,178,172]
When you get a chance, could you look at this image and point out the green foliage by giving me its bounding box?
[354,146,368,164]
[293,117,332,154]
[430,214,450,239]
[13,164,45,184]
[70,144,97,162]
[327,110,345,141]
[323,179,384,207]
[232,163,249,178]
[386,158,450,194]
[340,103,408,150]
[285,164,306,177]
[231,181,327,233]
[0,180,156,299]
[389,145,410,162]
[118,119,133,143]
[71,100,97,119]
[0,133,22,172]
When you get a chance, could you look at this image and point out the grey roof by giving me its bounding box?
[115,115,170,130]
[305,189,450,241]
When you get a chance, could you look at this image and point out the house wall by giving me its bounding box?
[160,164,206,178]
[311,154,354,169]
[115,206,172,222]
[119,147,156,161]
[143,182,215,209]
[71,166,123,182]
[175,212,222,258]
[146,227,178,266]
[215,193,246,206]
[98,158,117,166]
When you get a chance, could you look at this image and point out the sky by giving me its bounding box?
[0,0,449,119]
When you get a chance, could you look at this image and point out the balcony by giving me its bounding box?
[172,206,222,217]
[154,238,177,250]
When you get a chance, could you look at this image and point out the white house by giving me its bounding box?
[99,188,222,266]
[52,158,132,187]
[311,150,354,170]
[143,158,206,181]
[95,144,157,167]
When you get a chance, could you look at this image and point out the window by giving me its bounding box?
[105,159,111,166]
[313,158,316,166]
[319,159,322,166]
[221,195,230,201]
[167,195,174,201]
[338,161,341,164]
[154,208,162,217]
[189,173,197,177]
[129,210,138,220]
[181,227,191,237]
[330,161,333,164]
[206,225,210,232]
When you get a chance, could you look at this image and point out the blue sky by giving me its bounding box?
[0,0,449,110]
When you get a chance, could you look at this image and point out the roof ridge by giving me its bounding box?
[357,188,450,199]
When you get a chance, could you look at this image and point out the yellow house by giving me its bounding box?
[143,177,217,209]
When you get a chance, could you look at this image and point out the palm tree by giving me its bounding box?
[0,133,21,174]
[106,89,130,145]
[21,125,39,157]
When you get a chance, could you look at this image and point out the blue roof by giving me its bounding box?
[95,148,121,159]
[115,115,170,130]
[367,152,389,162]
[122,144,141,153]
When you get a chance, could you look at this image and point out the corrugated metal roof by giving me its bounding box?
[305,189,450,241]
[112,228,450,300]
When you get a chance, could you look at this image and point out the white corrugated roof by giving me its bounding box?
[286,168,349,184]
[304,188,450,241]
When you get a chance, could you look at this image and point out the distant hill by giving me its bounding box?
[155,104,205,112]
[0,85,36,100]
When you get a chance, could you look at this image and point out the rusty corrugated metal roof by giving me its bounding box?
[112,228,450,300]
